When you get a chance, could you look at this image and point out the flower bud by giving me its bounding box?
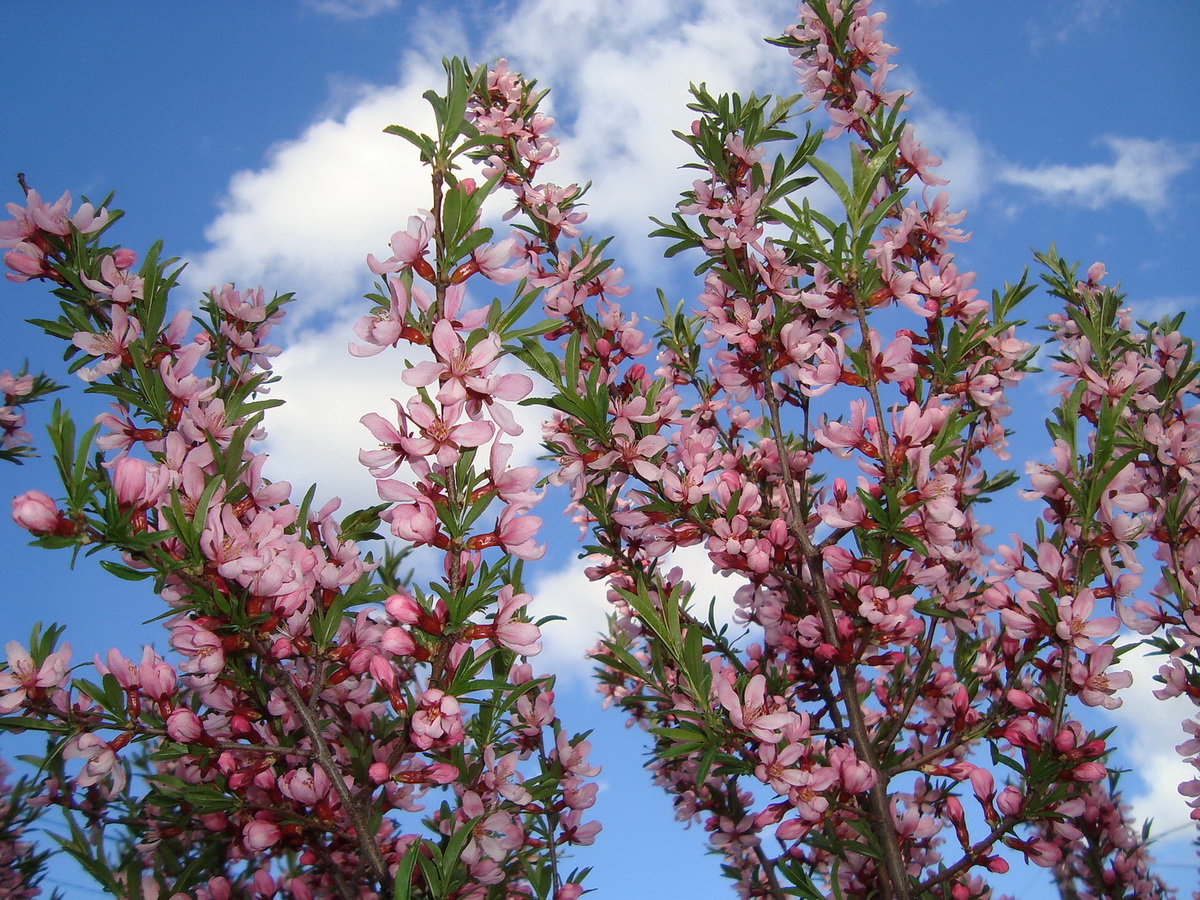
[112,248,138,269]
[242,816,281,851]
[368,762,391,784]
[166,708,205,743]
[11,490,62,535]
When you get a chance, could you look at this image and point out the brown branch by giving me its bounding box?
[760,376,912,900]
[260,649,392,892]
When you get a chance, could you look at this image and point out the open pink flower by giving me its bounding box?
[0,640,72,712]
[401,399,494,467]
[716,674,794,743]
[1070,644,1132,709]
[63,733,126,796]
[72,305,142,382]
[492,585,541,656]
[368,213,433,276]
[410,688,464,749]
[1056,591,1119,652]
[403,320,504,405]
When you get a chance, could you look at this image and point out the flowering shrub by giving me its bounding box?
[1,2,1198,899]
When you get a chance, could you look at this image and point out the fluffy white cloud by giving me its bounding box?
[258,316,548,515]
[526,541,752,688]
[998,136,1199,217]
[483,0,797,270]
[1107,643,1195,840]
[527,556,614,687]
[184,0,806,314]
[180,68,441,329]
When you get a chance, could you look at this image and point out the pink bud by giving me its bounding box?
[5,246,46,279]
[944,795,965,824]
[166,709,205,743]
[427,763,458,784]
[996,786,1023,816]
[112,457,151,508]
[242,817,281,851]
[112,248,138,269]
[11,490,62,535]
[1070,761,1108,782]
[1005,689,1034,711]
[380,626,417,657]
[369,762,391,784]
[968,766,995,802]
[385,591,421,624]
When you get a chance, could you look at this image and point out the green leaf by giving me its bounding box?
[385,123,437,158]
[393,837,424,900]
[99,559,154,581]
[808,155,852,213]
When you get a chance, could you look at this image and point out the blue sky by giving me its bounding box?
[2,1,1199,896]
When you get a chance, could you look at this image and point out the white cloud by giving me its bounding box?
[181,66,441,330]
[183,0,811,321]
[1107,642,1196,841]
[905,107,992,210]
[526,541,754,689]
[998,136,1199,217]
[305,0,400,20]
[1028,0,1122,47]
[258,316,548,515]
[527,555,614,686]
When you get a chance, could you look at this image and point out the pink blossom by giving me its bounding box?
[0,640,72,713]
[63,733,126,795]
[554,731,600,777]
[1069,644,1132,709]
[558,808,601,845]
[0,189,73,246]
[10,489,61,535]
[81,252,143,305]
[716,674,795,743]
[242,816,281,852]
[1055,591,1119,652]
[279,766,333,806]
[349,277,421,357]
[472,236,529,284]
[166,708,205,742]
[368,213,433,276]
[492,585,541,656]
[410,688,464,749]
[72,305,142,382]
[492,506,545,560]
[402,399,494,467]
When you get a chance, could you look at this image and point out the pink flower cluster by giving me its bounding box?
[477,3,1179,897]
[1,2,1195,897]
[1,163,597,896]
